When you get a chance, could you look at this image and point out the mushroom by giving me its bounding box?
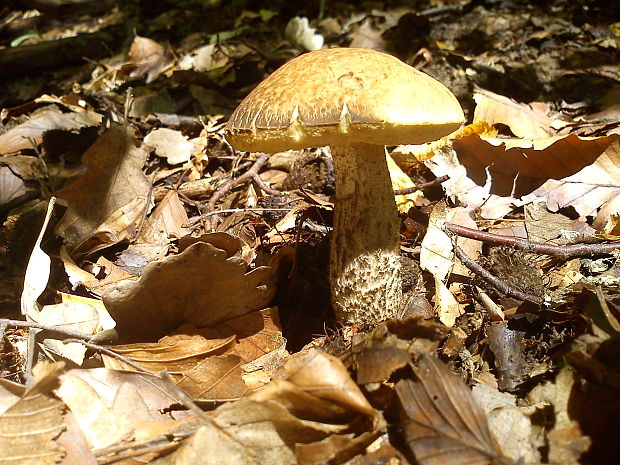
[225,48,464,324]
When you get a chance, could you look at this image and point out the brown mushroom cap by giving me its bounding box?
[226,47,465,153]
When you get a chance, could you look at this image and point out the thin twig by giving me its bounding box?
[206,153,279,230]
[453,245,544,305]
[394,175,449,196]
[63,339,149,371]
[1,318,98,341]
[444,222,620,258]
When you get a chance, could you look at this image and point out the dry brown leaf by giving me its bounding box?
[434,279,463,328]
[352,339,410,385]
[56,411,98,465]
[249,378,352,424]
[434,132,620,220]
[101,334,249,400]
[247,364,385,465]
[471,384,540,464]
[152,399,333,465]
[352,318,448,386]
[420,202,454,281]
[61,251,134,298]
[102,241,276,342]
[0,106,101,155]
[396,355,507,465]
[125,35,175,83]
[175,354,248,400]
[473,87,557,139]
[21,197,55,318]
[196,307,285,366]
[140,190,190,241]
[55,368,184,450]
[102,334,236,372]
[143,127,195,165]
[286,349,376,419]
[55,124,152,254]
[0,165,30,208]
[37,302,100,364]
[0,362,66,465]
[0,379,24,415]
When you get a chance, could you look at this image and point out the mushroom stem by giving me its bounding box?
[329,143,402,323]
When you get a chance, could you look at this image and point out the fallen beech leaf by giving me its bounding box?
[143,127,195,165]
[387,153,422,213]
[422,208,481,280]
[473,87,557,139]
[55,124,152,254]
[248,376,386,465]
[295,426,384,465]
[396,355,507,465]
[137,190,190,246]
[420,202,453,281]
[0,379,24,415]
[56,411,98,465]
[153,399,332,465]
[449,133,620,220]
[101,334,249,400]
[285,349,375,419]
[471,384,540,464]
[0,165,30,209]
[176,354,248,400]
[353,338,410,385]
[0,106,101,155]
[434,278,463,328]
[0,362,65,465]
[37,302,100,364]
[125,35,175,83]
[352,319,448,385]
[55,368,183,450]
[104,334,236,372]
[249,378,352,424]
[196,307,285,366]
[103,241,276,341]
[21,197,56,318]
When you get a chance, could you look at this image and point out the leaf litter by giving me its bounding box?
[1,0,620,464]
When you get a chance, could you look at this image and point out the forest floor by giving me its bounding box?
[0,1,619,464]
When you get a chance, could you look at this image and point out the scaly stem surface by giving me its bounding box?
[330,143,402,323]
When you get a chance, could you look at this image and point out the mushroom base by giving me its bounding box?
[330,143,402,324]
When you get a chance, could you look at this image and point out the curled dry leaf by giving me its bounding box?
[0,362,66,465]
[387,153,422,213]
[396,354,509,465]
[20,197,55,318]
[143,127,195,165]
[0,106,102,155]
[102,241,276,342]
[249,378,352,424]
[137,190,191,247]
[125,35,175,83]
[102,334,249,400]
[55,124,152,255]
[194,307,286,384]
[249,352,385,465]
[473,87,557,139]
[153,399,332,465]
[55,368,184,450]
[447,133,620,221]
[286,349,376,419]
[37,302,100,365]
[0,165,30,209]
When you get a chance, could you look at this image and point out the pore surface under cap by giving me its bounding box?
[226,48,465,152]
